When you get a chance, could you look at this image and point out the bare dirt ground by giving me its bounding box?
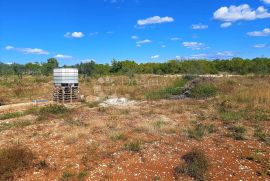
[0,75,270,181]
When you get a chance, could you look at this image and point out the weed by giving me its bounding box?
[85,101,100,108]
[228,125,247,140]
[188,123,215,140]
[190,84,217,99]
[254,127,270,145]
[145,79,186,100]
[0,120,32,132]
[0,112,24,120]
[0,146,34,180]
[77,171,87,181]
[36,104,69,120]
[174,149,209,181]
[124,140,142,152]
[61,171,74,181]
[110,132,127,141]
[220,111,242,124]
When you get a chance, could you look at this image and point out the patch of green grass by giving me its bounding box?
[254,127,270,145]
[188,123,215,140]
[36,104,69,121]
[190,84,217,99]
[228,125,247,140]
[0,146,34,180]
[174,149,209,181]
[145,79,186,100]
[0,120,32,132]
[110,132,127,141]
[0,112,24,120]
[124,140,142,152]
[220,111,242,124]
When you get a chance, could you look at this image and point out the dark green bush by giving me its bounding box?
[174,149,209,181]
[124,141,141,152]
[146,79,186,100]
[228,125,247,140]
[190,84,217,99]
[188,123,215,140]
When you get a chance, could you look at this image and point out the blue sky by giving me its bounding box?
[0,0,270,65]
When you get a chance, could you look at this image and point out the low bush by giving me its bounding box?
[188,123,215,140]
[174,149,209,181]
[0,146,34,180]
[145,79,186,100]
[36,104,69,120]
[190,84,217,99]
[228,125,247,140]
[124,140,142,152]
[0,120,32,132]
[110,132,127,141]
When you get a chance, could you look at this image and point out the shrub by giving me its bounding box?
[110,132,127,141]
[0,146,34,180]
[174,149,209,181]
[254,127,270,145]
[77,171,87,181]
[124,141,141,152]
[190,84,217,99]
[61,171,74,181]
[188,123,215,140]
[228,125,246,140]
[37,104,69,120]
[220,111,242,124]
[145,79,186,100]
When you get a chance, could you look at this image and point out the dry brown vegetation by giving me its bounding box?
[0,75,270,180]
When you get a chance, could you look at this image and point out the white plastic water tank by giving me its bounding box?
[53,68,78,85]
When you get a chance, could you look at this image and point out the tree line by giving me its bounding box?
[1,57,270,78]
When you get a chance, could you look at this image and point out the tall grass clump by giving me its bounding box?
[0,146,34,180]
[190,84,217,99]
[174,149,209,181]
[36,104,69,121]
[145,79,186,100]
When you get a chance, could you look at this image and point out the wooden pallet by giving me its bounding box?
[53,86,79,103]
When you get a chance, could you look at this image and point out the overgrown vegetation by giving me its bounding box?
[188,123,215,140]
[254,127,270,145]
[228,125,247,140]
[190,84,217,99]
[0,146,34,180]
[124,140,142,152]
[145,78,186,100]
[174,149,209,181]
[0,120,32,132]
[36,104,69,120]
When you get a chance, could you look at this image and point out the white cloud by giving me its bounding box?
[151,55,160,59]
[182,42,206,50]
[136,39,152,47]
[161,45,166,48]
[175,56,181,59]
[5,45,14,50]
[55,54,72,59]
[189,51,234,59]
[192,24,208,30]
[247,28,270,36]
[214,4,270,27]
[64,32,84,38]
[262,0,270,4]
[190,54,209,59]
[131,35,139,40]
[170,37,181,41]
[137,16,174,26]
[216,51,234,57]
[253,44,266,48]
[5,45,49,55]
[214,4,270,22]
[220,22,232,28]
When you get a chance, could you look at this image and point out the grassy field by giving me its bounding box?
[0,75,270,180]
